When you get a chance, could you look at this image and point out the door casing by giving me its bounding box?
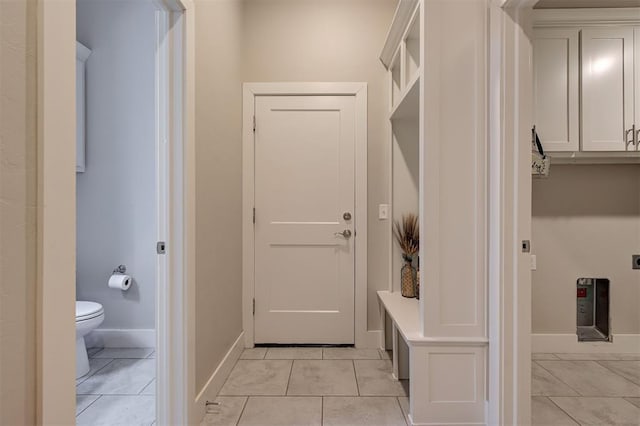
[36,0,195,423]
[242,83,373,348]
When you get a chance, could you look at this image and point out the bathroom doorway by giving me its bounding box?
[73,1,188,424]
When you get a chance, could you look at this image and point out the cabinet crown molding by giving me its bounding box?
[534,8,640,26]
[380,0,419,68]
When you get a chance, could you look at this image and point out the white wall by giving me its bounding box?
[0,0,37,422]
[532,165,640,334]
[76,0,157,330]
[191,0,395,396]
[194,0,244,394]
[242,0,396,330]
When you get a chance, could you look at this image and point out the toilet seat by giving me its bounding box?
[76,301,104,322]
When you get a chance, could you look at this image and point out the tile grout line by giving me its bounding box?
[395,396,409,426]
[534,360,584,397]
[76,394,103,418]
[545,396,581,426]
[352,360,361,396]
[76,358,115,387]
[284,359,294,396]
[234,396,249,426]
[594,360,640,389]
[138,377,156,395]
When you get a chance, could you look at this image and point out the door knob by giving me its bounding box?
[334,229,352,238]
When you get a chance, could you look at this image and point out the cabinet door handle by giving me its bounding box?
[625,125,636,149]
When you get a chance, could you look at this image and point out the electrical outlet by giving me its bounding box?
[633,255,640,270]
[378,204,389,220]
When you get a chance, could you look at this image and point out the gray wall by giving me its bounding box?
[194,0,244,393]
[242,0,396,330]
[0,0,37,422]
[532,165,640,334]
[76,0,157,329]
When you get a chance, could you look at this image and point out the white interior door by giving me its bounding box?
[254,95,356,344]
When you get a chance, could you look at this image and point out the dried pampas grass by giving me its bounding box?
[393,213,419,261]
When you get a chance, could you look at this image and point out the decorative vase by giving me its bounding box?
[400,258,416,298]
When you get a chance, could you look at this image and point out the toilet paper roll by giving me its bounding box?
[108,274,132,291]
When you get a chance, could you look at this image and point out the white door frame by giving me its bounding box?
[488,1,535,425]
[242,83,370,348]
[153,1,196,424]
[37,0,196,424]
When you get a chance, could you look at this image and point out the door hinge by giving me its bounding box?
[253,115,256,132]
[252,298,255,316]
[253,207,256,224]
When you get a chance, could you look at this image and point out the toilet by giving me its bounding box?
[76,301,105,378]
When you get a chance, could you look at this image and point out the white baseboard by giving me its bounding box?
[194,332,245,424]
[532,333,640,353]
[85,329,156,349]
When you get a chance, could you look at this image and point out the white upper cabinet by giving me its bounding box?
[581,27,634,151]
[533,28,579,152]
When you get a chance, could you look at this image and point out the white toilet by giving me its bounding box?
[76,301,105,378]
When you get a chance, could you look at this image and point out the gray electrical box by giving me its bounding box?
[577,278,610,342]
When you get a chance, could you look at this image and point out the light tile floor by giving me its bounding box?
[207,350,640,426]
[79,347,639,425]
[202,348,409,426]
[75,347,156,426]
[532,353,640,426]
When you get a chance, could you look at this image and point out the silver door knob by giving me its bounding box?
[334,229,352,238]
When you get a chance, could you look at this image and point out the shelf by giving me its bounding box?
[378,290,490,346]
[548,151,640,165]
[377,290,421,342]
[390,72,420,121]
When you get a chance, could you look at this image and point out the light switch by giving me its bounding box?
[378,204,389,220]
[530,254,537,271]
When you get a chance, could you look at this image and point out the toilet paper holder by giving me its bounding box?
[113,264,127,275]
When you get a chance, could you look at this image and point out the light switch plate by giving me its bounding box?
[378,204,389,220]
[633,255,640,270]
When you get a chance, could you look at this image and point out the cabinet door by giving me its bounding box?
[582,27,634,151]
[533,28,579,152]
[636,27,640,150]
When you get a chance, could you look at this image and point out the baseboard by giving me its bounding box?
[194,331,245,423]
[85,329,156,349]
[532,333,640,353]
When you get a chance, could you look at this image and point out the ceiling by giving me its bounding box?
[534,0,640,8]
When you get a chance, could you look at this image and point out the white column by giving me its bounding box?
[414,0,490,424]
